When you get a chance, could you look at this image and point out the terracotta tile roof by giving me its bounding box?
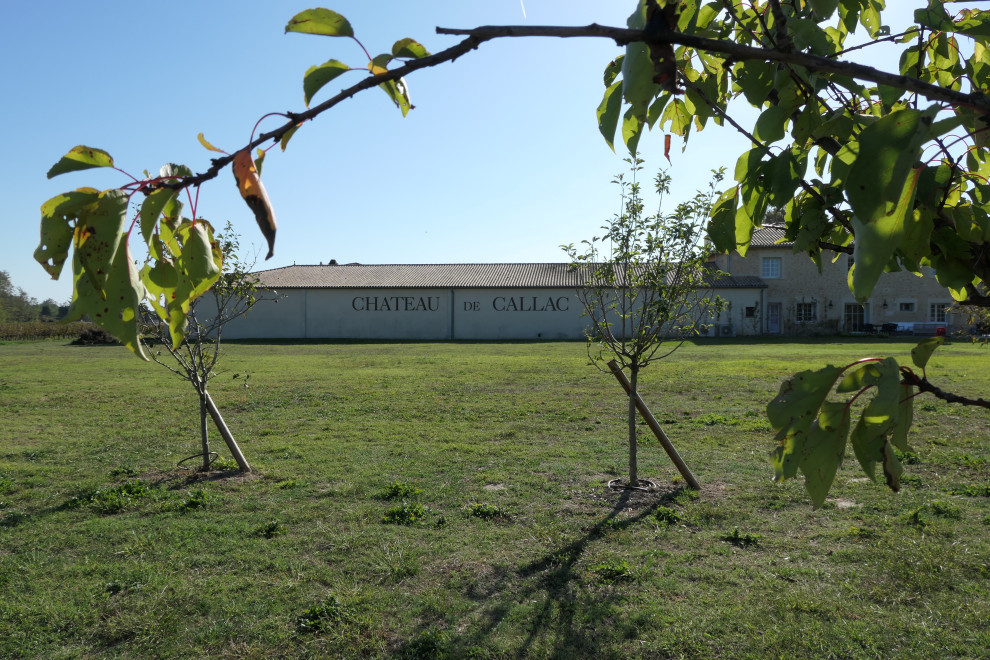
[748,224,793,248]
[250,263,767,290]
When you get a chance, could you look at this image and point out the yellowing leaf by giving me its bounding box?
[232,150,276,259]
[197,133,225,153]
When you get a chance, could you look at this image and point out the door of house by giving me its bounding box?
[767,303,782,334]
[844,303,869,332]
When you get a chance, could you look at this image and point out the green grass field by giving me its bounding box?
[1,338,989,658]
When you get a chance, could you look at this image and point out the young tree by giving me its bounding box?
[142,223,267,472]
[565,159,724,489]
[33,2,990,502]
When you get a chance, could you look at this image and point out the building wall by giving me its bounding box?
[714,247,957,334]
[208,285,765,340]
[214,287,589,340]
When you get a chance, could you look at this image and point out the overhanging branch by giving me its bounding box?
[159,20,990,195]
[436,24,990,114]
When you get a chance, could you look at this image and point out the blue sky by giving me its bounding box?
[1,1,916,303]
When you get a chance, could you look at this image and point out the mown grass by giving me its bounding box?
[1,338,989,658]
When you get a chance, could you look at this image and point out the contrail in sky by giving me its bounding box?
[520,0,527,18]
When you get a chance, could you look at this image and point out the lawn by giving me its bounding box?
[1,338,989,659]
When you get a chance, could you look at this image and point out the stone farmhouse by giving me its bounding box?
[708,225,958,336]
[210,226,956,340]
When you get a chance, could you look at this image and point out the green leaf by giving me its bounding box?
[911,337,944,370]
[391,38,430,59]
[378,78,412,117]
[836,362,880,393]
[890,383,915,452]
[849,357,900,479]
[881,440,903,491]
[768,365,845,481]
[754,105,789,145]
[788,18,834,56]
[65,240,148,360]
[621,2,655,122]
[285,9,354,37]
[707,187,738,253]
[35,188,100,279]
[47,146,115,179]
[603,55,624,87]
[621,107,644,156]
[253,148,265,177]
[809,0,839,19]
[139,188,178,245]
[846,109,928,301]
[166,220,223,347]
[660,98,692,137]
[280,123,303,152]
[76,189,129,293]
[850,168,922,302]
[597,81,623,152]
[799,402,851,508]
[303,59,350,107]
[160,163,192,179]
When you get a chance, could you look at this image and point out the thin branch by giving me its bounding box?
[436,25,990,113]
[902,370,990,409]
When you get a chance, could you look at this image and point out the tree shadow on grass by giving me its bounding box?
[426,485,691,659]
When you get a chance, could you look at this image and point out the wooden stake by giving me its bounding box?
[607,359,700,490]
[203,390,252,472]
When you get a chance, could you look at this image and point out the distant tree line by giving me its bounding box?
[0,270,68,322]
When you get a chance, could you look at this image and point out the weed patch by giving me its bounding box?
[654,506,682,526]
[0,510,28,527]
[178,489,213,511]
[64,480,156,514]
[296,595,351,633]
[252,520,286,538]
[930,500,963,520]
[399,628,449,659]
[382,502,427,525]
[723,527,761,548]
[466,502,510,521]
[378,481,423,500]
[591,558,635,583]
[950,482,990,497]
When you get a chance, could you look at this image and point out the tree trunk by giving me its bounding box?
[199,390,211,471]
[628,364,639,486]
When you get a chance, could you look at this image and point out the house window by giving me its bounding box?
[745,306,757,318]
[761,257,782,279]
[796,302,817,323]
[844,303,868,332]
[899,302,915,312]
[931,302,949,322]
